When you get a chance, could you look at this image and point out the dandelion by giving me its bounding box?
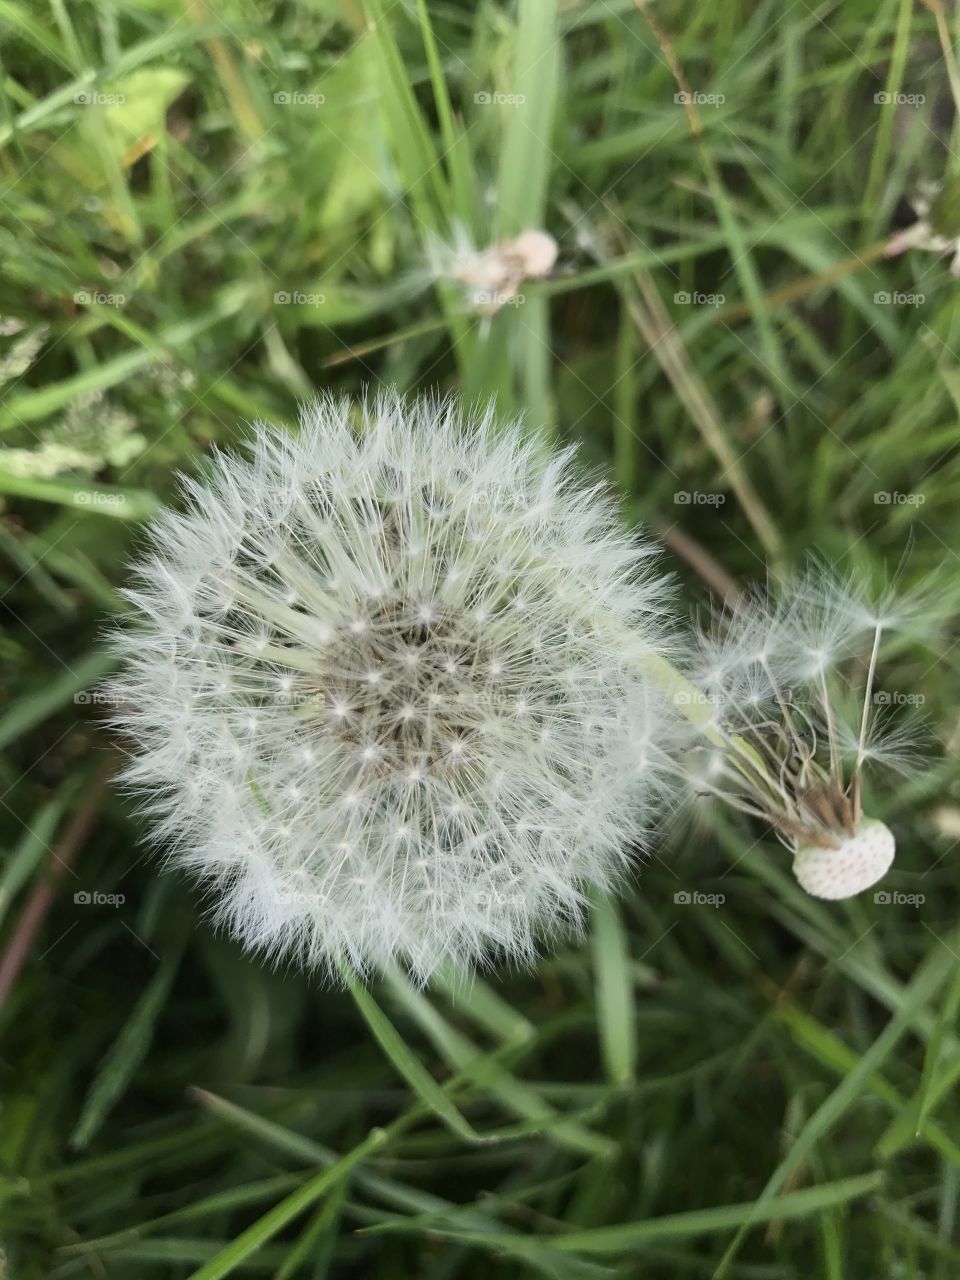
[109,392,678,982]
[680,566,932,899]
[428,226,558,313]
[887,177,960,276]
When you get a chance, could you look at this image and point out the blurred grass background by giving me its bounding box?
[2,0,960,1276]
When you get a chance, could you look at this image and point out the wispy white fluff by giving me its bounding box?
[685,564,935,897]
[109,392,678,982]
[426,226,558,313]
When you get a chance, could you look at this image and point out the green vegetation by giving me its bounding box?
[1,1,958,1276]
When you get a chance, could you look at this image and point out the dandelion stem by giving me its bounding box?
[856,623,883,772]
[691,781,774,823]
[623,638,791,808]
[760,655,802,749]
[819,667,841,779]
[625,649,723,745]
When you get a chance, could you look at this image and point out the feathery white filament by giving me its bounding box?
[110,393,677,981]
[685,564,935,898]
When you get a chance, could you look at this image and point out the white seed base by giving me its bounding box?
[793,819,896,900]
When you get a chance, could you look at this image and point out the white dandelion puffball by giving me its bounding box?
[111,393,677,981]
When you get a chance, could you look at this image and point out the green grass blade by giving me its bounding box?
[0,648,116,751]
[715,933,960,1275]
[591,894,637,1085]
[347,976,490,1144]
[184,1128,387,1280]
[71,944,183,1149]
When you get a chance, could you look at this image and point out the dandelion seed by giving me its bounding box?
[108,391,678,982]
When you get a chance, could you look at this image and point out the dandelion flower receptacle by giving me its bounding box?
[110,393,679,982]
[793,819,895,900]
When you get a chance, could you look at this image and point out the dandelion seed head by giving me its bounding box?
[108,391,677,982]
[686,564,935,897]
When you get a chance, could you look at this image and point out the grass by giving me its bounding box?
[1,0,959,1276]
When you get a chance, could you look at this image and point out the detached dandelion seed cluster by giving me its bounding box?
[686,570,930,899]
[111,393,678,981]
